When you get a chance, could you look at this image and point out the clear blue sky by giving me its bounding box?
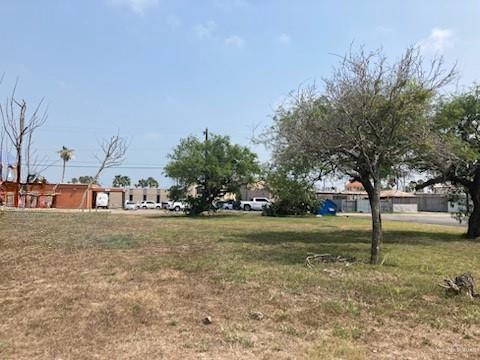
[0,0,478,187]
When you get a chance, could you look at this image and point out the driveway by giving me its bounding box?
[339,212,466,227]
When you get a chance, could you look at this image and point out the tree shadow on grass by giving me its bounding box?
[225,228,461,246]
[221,228,464,265]
[143,213,261,221]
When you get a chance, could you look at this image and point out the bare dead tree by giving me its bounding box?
[25,103,48,180]
[0,82,47,206]
[0,124,5,182]
[78,134,128,209]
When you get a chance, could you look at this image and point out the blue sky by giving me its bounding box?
[0,0,479,187]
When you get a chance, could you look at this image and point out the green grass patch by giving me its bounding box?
[1,211,479,358]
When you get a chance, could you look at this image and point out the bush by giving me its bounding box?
[262,200,318,217]
[262,167,319,216]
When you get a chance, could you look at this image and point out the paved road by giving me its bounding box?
[339,212,466,227]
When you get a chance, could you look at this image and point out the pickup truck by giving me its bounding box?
[168,200,188,212]
[239,197,271,211]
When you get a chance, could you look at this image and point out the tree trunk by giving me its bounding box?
[467,187,480,239]
[14,105,26,208]
[363,178,383,264]
[61,160,66,183]
[15,145,22,207]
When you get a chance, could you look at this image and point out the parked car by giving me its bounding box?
[240,197,271,211]
[168,200,188,212]
[215,199,237,210]
[124,200,138,210]
[139,200,162,209]
[96,192,109,209]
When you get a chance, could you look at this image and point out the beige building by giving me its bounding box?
[239,181,271,201]
[106,190,124,208]
[126,188,170,204]
[123,183,269,205]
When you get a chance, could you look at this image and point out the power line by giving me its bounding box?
[65,160,167,166]
[33,164,164,169]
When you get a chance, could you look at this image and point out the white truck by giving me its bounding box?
[239,197,271,211]
[95,192,109,209]
[168,201,188,212]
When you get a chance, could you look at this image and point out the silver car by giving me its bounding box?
[124,200,138,210]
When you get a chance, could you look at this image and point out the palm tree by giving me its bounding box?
[113,174,131,188]
[57,146,74,183]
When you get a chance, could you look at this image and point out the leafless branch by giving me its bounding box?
[0,78,47,205]
[78,133,128,209]
[92,134,128,183]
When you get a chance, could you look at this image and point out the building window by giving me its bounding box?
[143,194,147,201]
[129,194,133,201]
[156,195,160,203]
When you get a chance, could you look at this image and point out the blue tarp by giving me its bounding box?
[318,199,337,216]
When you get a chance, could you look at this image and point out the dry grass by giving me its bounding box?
[1,211,480,359]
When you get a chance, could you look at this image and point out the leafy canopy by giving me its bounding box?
[136,177,159,188]
[78,176,96,184]
[415,85,480,237]
[268,48,453,187]
[263,164,318,216]
[419,85,480,185]
[113,175,131,188]
[164,133,260,213]
[57,146,74,162]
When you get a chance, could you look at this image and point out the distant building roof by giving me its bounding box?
[380,189,415,198]
[345,181,364,191]
[316,190,367,195]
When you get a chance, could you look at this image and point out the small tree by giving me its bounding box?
[78,176,95,184]
[57,146,74,183]
[113,174,131,188]
[165,133,260,215]
[416,85,480,238]
[265,47,454,264]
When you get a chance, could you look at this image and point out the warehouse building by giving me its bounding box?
[0,181,125,209]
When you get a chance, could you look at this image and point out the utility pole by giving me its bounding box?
[203,128,209,203]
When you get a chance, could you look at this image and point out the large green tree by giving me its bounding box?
[416,85,480,238]
[265,47,454,264]
[165,133,260,214]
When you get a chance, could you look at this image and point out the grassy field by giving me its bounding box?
[1,211,479,359]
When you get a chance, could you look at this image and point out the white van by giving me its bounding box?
[96,192,109,209]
